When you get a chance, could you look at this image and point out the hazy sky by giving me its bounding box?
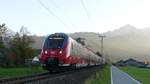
[1,0,150,35]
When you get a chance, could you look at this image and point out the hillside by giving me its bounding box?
[104,25,150,62]
[32,25,150,62]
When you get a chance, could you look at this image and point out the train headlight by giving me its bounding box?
[44,50,48,54]
[59,50,62,54]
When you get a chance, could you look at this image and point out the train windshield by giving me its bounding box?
[45,36,65,49]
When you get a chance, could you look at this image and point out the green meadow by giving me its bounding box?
[120,66,150,84]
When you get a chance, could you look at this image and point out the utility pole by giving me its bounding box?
[98,34,106,63]
[99,34,106,57]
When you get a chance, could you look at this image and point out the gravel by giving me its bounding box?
[25,66,101,84]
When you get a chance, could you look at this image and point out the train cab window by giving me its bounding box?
[46,36,65,49]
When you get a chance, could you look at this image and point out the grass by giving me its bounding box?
[85,65,110,84]
[120,66,150,84]
[0,67,47,78]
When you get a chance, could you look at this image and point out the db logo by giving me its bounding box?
[51,51,55,54]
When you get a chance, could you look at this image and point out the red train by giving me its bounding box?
[39,33,104,71]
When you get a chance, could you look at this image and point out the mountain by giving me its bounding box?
[104,25,150,62]
[32,25,150,62]
[104,24,138,37]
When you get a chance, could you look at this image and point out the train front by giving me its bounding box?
[39,33,69,70]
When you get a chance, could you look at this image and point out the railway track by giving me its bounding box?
[0,72,50,84]
[0,70,69,84]
[0,66,102,84]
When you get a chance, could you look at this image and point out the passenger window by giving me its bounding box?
[71,43,73,50]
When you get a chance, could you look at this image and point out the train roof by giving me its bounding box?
[47,33,69,38]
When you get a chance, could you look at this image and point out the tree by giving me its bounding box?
[9,27,35,66]
[0,23,7,47]
[0,23,9,67]
[76,37,85,46]
[95,52,102,57]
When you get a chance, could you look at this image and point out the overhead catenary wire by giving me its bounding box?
[80,0,97,31]
[37,0,74,32]
[48,0,79,30]
[96,0,100,17]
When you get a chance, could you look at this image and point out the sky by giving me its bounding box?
[1,0,150,36]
